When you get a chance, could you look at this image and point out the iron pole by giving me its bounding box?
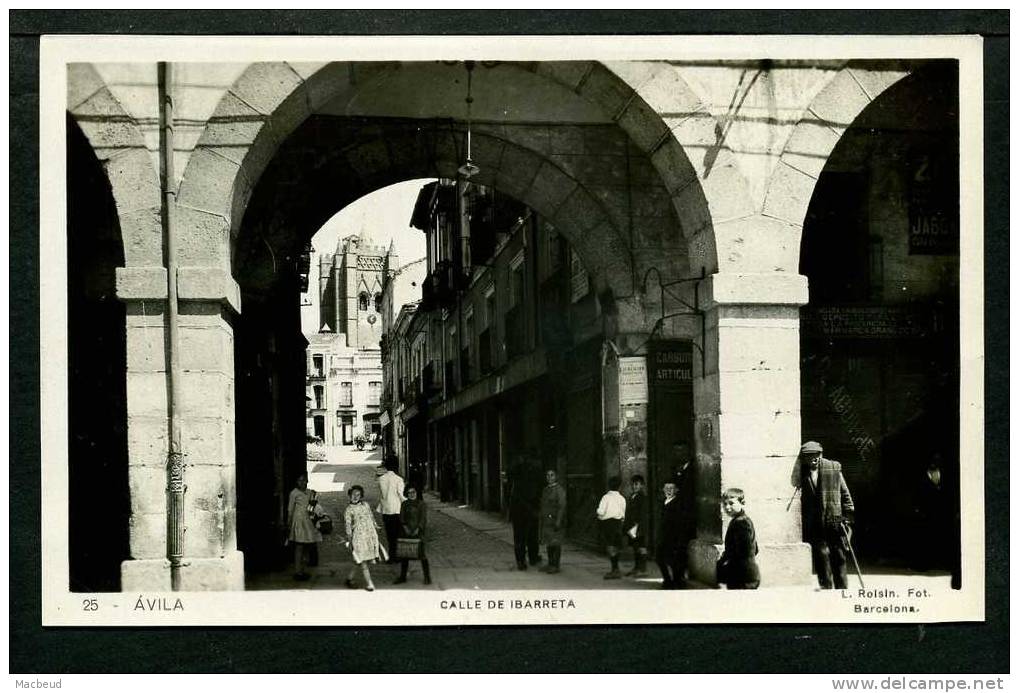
[158,62,186,591]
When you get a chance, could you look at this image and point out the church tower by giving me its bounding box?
[318,229,387,350]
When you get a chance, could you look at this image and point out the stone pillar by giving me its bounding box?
[116,266,244,591]
[688,273,813,586]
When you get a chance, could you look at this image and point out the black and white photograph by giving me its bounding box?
[35,30,986,628]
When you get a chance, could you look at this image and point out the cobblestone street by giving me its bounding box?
[247,457,659,591]
[246,454,955,595]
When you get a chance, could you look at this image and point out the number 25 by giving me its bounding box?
[82,598,98,611]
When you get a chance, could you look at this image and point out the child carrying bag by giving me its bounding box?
[315,514,333,535]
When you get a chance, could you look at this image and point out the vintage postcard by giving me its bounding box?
[39,33,984,626]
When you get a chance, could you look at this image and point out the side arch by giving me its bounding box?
[761,62,914,267]
[67,63,163,267]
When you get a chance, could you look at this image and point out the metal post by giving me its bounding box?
[158,62,186,591]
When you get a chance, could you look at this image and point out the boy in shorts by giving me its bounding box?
[596,476,627,579]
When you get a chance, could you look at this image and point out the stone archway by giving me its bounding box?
[208,61,717,574]
[67,67,168,591]
[686,61,922,587]
[796,62,959,575]
[67,64,163,268]
[763,61,914,248]
[174,60,759,296]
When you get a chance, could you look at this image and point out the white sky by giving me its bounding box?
[301,179,431,334]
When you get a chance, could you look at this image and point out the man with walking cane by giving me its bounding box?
[799,441,857,590]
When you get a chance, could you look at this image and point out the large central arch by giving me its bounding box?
[175,60,752,290]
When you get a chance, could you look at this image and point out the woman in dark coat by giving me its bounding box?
[393,483,432,585]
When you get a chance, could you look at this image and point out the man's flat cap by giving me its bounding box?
[800,441,823,454]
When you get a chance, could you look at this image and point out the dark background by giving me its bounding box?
[10,10,1009,673]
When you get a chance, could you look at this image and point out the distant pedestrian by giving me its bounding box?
[624,474,650,577]
[343,484,381,591]
[507,453,543,570]
[912,452,960,588]
[376,456,405,563]
[656,480,684,589]
[286,473,322,581]
[539,469,567,574]
[716,488,760,590]
[596,476,626,579]
[393,483,432,586]
[799,440,855,590]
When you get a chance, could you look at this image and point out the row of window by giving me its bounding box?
[311,382,382,409]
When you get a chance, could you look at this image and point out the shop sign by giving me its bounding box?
[648,342,693,384]
[908,155,959,255]
[618,357,648,405]
[803,305,928,339]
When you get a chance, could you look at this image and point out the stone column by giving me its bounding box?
[116,266,244,591]
[688,273,813,586]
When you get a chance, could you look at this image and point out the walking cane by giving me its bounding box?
[785,484,801,512]
[841,522,865,590]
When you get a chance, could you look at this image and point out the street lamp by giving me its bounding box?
[457,61,480,179]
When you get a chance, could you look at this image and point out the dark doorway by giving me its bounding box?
[485,408,501,510]
[799,63,960,570]
[67,116,130,592]
[646,340,695,547]
[564,339,602,547]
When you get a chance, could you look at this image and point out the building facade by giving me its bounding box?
[305,329,384,446]
[63,58,964,591]
[378,252,427,468]
[384,180,698,548]
[303,231,391,446]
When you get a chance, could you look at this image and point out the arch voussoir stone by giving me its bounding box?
[552,185,603,234]
[67,63,110,112]
[229,62,306,118]
[763,63,914,238]
[527,161,579,215]
[576,63,637,120]
[177,147,242,220]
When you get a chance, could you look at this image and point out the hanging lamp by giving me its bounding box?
[457,60,480,178]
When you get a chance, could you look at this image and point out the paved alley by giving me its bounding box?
[246,455,955,595]
[247,459,658,592]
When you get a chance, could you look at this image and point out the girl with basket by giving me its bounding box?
[286,473,323,581]
[393,483,432,585]
[342,484,381,591]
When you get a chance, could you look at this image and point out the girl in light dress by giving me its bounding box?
[343,484,382,591]
[286,473,321,581]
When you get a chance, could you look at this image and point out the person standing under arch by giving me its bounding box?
[539,469,567,574]
[799,440,856,590]
[376,456,406,563]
